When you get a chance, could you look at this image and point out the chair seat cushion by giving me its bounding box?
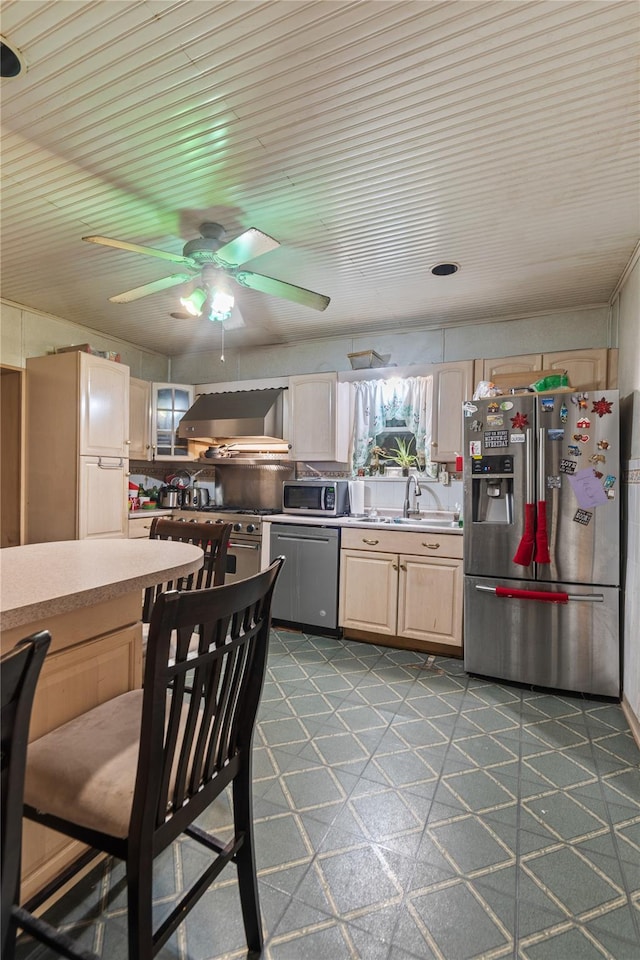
[24,690,143,839]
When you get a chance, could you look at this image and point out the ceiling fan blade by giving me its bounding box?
[213,228,280,268]
[109,273,193,303]
[83,235,193,266]
[235,271,330,311]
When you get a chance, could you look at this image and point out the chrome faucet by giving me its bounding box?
[402,474,422,517]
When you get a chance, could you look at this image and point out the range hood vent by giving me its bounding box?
[178,388,286,442]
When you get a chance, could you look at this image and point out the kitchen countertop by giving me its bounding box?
[265,513,463,535]
[0,538,204,631]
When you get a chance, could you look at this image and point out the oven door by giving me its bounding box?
[226,535,261,584]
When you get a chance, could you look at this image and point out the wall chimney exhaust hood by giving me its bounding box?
[178,388,286,443]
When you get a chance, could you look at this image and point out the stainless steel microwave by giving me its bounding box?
[282,480,350,516]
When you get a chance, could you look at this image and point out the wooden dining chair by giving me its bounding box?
[22,557,285,960]
[1,632,98,960]
[141,517,233,624]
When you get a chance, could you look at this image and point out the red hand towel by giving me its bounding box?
[535,500,551,563]
[513,502,535,566]
[495,586,568,603]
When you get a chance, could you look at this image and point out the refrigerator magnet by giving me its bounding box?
[485,430,509,447]
[567,444,581,456]
[592,396,613,417]
[603,474,616,490]
[574,508,593,525]
[499,401,513,411]
[541,397,555,412]
[510,411,529,429]
[510,432,525,443]
[572,392,589,409]
[560,402,568,422]
[559,458,577,474]
[576,417,591,428]
[597,439,610,450]
[607,489,616,499]
[589,453,606,464]
[469,440,482,457]
[547,475,561,488]
[486,414,504,427]
[470,419,483,432]
[548,429,564,441]
[573,433,589,443]
[463,402,478,417]
[593,470,604,479]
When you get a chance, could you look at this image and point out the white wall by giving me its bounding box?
[0,300,169,380]
[170,305,610,384]
[613,253,640,727]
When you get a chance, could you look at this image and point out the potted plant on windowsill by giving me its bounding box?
[383,438,418,476]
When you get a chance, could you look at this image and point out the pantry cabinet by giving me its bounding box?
[289,372,350,461]
[430,360,475,463]
[25,352,130,543]
[482,348,613,391]
[339,528,463,653]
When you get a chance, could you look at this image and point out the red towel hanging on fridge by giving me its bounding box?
[535,500,551,563]
[513,502,536,566]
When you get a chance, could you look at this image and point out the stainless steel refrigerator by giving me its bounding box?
[463,389,620,697]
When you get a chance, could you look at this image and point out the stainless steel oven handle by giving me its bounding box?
[229,541,260,550]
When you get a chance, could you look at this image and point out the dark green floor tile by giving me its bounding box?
[408,881,511,958]
[521,924,620,959]
[430,815,514,874]
[525,790,608,840]
[523,845,623,915]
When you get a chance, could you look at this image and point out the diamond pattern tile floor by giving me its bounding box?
[16,631,640,960]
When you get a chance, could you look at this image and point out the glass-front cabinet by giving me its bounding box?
[151,383,194,460]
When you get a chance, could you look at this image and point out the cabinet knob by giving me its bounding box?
[125,439,131,445]
[392,562,398,570]
[400,563,407,571]
[422,542,440,549]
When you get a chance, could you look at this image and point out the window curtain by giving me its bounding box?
[351,376,433,471]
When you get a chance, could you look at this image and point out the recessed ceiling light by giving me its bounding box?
[1,37,25,78]
[431,262,460,276]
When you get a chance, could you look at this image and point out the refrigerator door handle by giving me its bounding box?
[525,428,533,503]
[475,584,604,603]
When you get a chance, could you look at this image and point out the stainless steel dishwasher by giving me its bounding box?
[269,523,341,632]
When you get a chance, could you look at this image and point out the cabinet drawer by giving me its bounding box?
[129,517,156,538]
[341,527,463,558]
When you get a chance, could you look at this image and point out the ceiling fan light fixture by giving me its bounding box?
[180,287,207,316]
[209,288,234,323]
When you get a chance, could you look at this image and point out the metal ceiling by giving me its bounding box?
[1,0,638,357]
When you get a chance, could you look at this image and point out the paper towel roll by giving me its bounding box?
[348,480,365,515]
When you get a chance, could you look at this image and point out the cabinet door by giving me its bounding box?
[483,354,543,381]
[339,549,397,634]
[398,555,463,649]
[151,383,193,460]
[431,360,475,463]
[79,354,130,457]
[78,457,128,538]
[289,373,349,461]
[542,348,608,391]
[129,377,152,460]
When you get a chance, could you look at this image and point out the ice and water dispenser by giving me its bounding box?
[470,455,514,524]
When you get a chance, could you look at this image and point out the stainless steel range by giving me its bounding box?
[179,507,278,583]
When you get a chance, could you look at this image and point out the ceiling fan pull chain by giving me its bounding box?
[220,323,225,363]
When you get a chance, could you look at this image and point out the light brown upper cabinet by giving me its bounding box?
[129,377,152,460]
[289,372,351,461]
[483,348,614,391]
[430,360,475,463]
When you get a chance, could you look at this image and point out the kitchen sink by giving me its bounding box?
[346,515,459,529]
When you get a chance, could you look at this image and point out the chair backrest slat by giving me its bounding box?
[134,558,284,841]
[142,518,233,623]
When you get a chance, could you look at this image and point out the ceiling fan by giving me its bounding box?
[83,222,330,322]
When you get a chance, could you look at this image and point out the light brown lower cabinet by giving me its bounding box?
[339,528,463,654]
